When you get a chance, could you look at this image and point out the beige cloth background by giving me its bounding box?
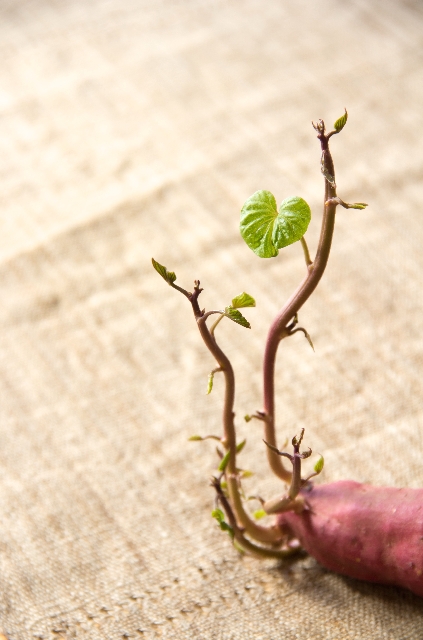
[1,0,423,638]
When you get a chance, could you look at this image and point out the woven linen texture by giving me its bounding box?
[0,0,423,637]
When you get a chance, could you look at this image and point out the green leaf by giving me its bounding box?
[188,435,204,441]
[334,109,348,133]
[240,191,311,258]
[231,292,256,309]
[220,521,234,539]
[218,440,245,472]
[218,450,231,472]
[207,371,215,395]
[273,197,312,250]
[240,469,254,479]
[240,190,279,258]
[212,509,234,539]
[314,455,324,474]
[151,258,176,285]
[244,414,252,422]
[348,202,368,210]
[236,439,246,454]
[212,508,225,523]
[254,509,267,520]
[224,307,251,329]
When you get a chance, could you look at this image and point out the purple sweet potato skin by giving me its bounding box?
[277,480,423,597]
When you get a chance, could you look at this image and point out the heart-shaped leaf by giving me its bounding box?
[240,191,311,258]
[240,191,279,258]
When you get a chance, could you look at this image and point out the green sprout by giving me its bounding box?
[153,111,367,558]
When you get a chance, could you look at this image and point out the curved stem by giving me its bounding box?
[234,534,297,559]
[196,316,237,457]
[262,128,338,481]
[213,477,297,558]
[196,315,282,544]
[226,475,281,544]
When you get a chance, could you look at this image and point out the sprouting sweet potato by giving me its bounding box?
[154,113,423,598]
[277,480,423,597]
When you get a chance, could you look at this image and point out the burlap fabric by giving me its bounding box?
[1,0,423,638]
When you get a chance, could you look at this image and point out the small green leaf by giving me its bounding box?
[254,509,267,520]
[348,202,368,210]
[151,258,176,285]
[218,450,231,472]
[334,109,348,133]
[240,469,254,479]
[240,191,311,258]
[212,508,225,523]
[207,371,215,395]
[314,455,324,474]
[244,414,252,422]
[218,441,245,471]
[188,435,204,441]
[224,307,251,329]
[212,509,234,539]
[220,521,234,539]
[236,439,247,454]
[231,292,256,309]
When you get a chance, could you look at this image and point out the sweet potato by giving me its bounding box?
[277,480,423,597]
